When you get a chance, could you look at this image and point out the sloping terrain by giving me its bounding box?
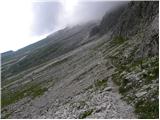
[2,23,96,82]
[1,1,159,119]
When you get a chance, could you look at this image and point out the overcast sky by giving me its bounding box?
[0,0,126,53]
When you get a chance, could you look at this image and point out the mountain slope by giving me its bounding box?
[1,1,159,119]
[2,23,96,80]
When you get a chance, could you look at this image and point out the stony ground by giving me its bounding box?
[2,33,137,119]
[2,2,158,119]
[41,78,136,119]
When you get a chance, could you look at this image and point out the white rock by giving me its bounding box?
[104,87,112,91]
[135,91,147,98]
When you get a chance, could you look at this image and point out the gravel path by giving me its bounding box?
[38,76,136,119]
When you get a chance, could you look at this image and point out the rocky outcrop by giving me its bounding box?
[112,1,158,37]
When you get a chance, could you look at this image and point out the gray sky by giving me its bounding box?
[0,0,127,53]
[31,1,126,36]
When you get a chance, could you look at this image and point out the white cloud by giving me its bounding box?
[0,0,34,52]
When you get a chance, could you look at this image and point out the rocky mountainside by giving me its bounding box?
[1,1,159,119]
[1,23,96,80]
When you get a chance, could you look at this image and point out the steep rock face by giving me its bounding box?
[91,1,159,57]
[99,4,127,35]
[89,1,159,118]
[113,1,158,37]
[89,3,127,37]
[97,1,158,37]
[100,1,159,119]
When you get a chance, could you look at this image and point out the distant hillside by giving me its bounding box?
[2,23,96,79]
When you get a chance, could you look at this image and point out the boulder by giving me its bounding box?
[135,91,147,98]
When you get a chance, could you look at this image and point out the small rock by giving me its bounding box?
[104,87,112,91]
[24,92,27,96]
[142,85,150,90]
[95,105,105,113]
[120,71,127,77]
[135,91,147,98]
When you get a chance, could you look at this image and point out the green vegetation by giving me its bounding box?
[30,86,48,98]
[142,57,159,83]
[111,56,159,118]
[13,45,59,71]
[2,83,48,107]
[2,71,31,87]
[79,109,94,119]
[109,37,159,119]
[1,51,14,63]
[134,80,159,119]
[135,99,159,119]
[84,78,108,92]
[110,36,127,46]
[3,43,61,79]
[94,78,108,90]
[112,72,131,94]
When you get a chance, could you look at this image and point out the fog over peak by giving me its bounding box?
[0,0,127,53]
[31,0,127,36]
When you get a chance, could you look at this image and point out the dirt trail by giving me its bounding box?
[37,53,137,119]
[38,76,137,119]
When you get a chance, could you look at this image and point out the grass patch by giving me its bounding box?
[112,72,131,94]
[79,109,94,119]
[134,82,159,119]
[111,56,159,119]
[110,36,127,46]
[144,58,159,83]
[135,99,159,119]
[112,56,159,85]
[30,86,48,98]
[1,83,48,107]
[94,78,108,90]
[110,50,159,119]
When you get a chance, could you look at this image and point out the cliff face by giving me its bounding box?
[1,1,159,119]
[97,1,159,118]
[113,1,158,36]
[91,1,158,59]
[98,1,158,37]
